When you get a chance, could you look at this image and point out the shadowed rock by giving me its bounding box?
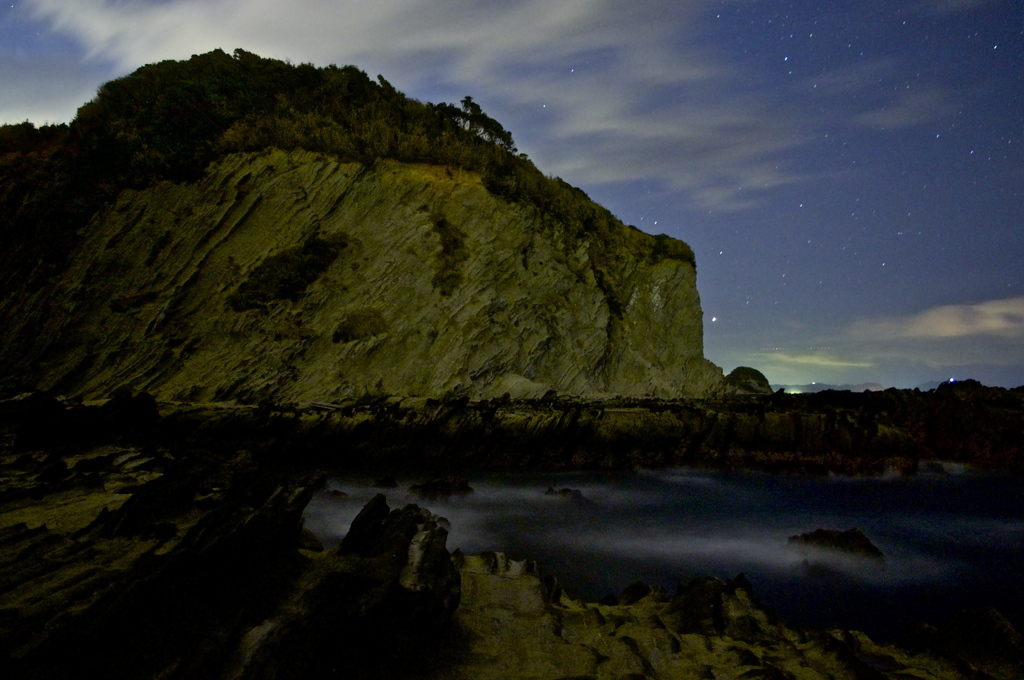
[726,366,774,396]
[0,452,460,679]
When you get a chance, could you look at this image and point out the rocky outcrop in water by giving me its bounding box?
[789,528,885,558]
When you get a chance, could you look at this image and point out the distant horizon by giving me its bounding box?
[766,376,1024,392]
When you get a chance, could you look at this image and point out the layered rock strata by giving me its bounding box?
[0,148,722,402]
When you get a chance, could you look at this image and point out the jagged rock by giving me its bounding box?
[0,448,460,679]
[409,475,474,500]
[660,574,782,644]
[788,528,884,558]
[443,555,996,679]
[226,497,461,680]
[618,580,670,606]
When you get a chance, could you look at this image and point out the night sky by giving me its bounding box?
[2,0,1022,388]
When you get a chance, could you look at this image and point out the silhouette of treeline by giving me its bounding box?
[0,49,694,296]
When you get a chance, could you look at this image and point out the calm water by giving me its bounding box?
[303,466,1024,641]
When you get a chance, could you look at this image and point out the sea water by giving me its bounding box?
[302,466,1024,641]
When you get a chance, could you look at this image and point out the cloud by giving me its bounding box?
[15,0,966,214]
[854,86,954,130]
[712,299,1024,387]
[852,297,1024,340]
[920,0,1008,15]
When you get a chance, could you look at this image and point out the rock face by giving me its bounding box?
[0,148,722,402]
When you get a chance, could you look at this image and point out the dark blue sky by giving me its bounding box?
[3,0,1022,387]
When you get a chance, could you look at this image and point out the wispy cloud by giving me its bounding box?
[852,297,1024,339]
[14,0,970,214]
[854,86,954,130]
[713,298,1024,386]
[920,0,1008,15]
[17,0,857,212]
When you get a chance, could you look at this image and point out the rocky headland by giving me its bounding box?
[2,50,1024,678]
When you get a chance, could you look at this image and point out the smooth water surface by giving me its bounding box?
[303,466,1024,641]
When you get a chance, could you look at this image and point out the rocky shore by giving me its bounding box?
[2,385,1023,678]
[51,379,1017,476]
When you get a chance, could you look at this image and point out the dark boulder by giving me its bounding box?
[725,366,774,396]
[0,392,73,449]
[97,386,161,440]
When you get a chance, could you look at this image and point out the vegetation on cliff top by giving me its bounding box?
[0,49,694,300]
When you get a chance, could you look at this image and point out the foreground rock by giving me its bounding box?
[446,552,1023,679]
[0,447,459,679]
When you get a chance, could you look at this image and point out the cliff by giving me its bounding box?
[0,148,721,402]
